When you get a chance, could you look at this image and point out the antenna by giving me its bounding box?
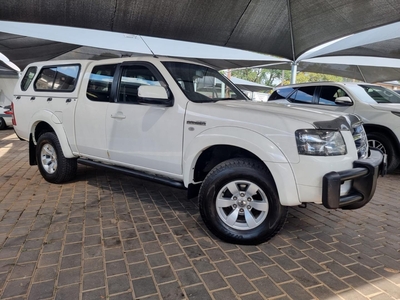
[140,36,157,58]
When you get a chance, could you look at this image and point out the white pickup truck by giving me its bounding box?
[12,56,385,244]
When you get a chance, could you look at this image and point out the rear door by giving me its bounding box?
[314,85,355,114]
[74,63,117,159]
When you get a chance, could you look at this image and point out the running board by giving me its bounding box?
[77,159,185,189]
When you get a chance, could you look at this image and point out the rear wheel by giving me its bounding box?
[0,117,6,130]
[368,132,399,172]
[36,132,77,183]
[198,158,288,245]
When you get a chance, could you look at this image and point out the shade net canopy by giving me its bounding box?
[0,32,79,69]
[1,0,400,62]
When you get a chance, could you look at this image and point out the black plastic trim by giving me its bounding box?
[77,159,185,189]
[322,149,384,209]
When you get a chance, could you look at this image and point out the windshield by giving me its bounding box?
[163,62,246,102]
[359,84,400,104]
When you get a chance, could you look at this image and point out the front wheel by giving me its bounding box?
[36,132,77,183]
[368,132,399,172]
[198,158,288,245]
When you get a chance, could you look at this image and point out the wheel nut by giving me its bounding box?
[233,196,237,200]
[233,204,237,208]
[247,205,251,209]
[240,192,245,197]
[247,197,252,201]
[240,208,244,212]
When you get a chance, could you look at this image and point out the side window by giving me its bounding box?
[35,65,80,91]
[289,87,315,104]
[20,67,37,91]
[118,65,161,103]
[86,64,117,101]
[268,87,295,100]
[319,86,348,106]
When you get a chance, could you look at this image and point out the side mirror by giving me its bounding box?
[138,85,173,107]
[335,96,353,106]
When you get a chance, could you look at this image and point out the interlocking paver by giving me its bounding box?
[131,276,157,298]
[2,130,400,299]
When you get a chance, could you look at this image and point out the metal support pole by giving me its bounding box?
[290,62,298,84]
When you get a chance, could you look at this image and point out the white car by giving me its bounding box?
[269,82,400,172]
[0,106,12,130]
[12,58,384,244]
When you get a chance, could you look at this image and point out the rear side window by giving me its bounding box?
[35,65,80,91]
[20,67,37,91]
[269,87,295,100]
[86,64,117,102]
[319,86,348,106]
[289,86,315,104]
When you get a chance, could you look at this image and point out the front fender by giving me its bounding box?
[183,126,288,184]
[183,127,301,206]
[30,110,75,158]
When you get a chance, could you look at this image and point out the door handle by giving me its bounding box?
[66,98,72,103]
[16,96,21,100]
[111,113,126,119]
[30,96,35,100]
[47,97,52,102]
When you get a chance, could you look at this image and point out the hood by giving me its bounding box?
[215,100,357,129]
[370,103,400,112]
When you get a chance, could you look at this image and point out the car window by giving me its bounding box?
[288,86,315,104]
[359,84,400,103]
[118,65,161,104]
[86,64,117,102]
[20,67,37,91]
[269,87,295,100]
[35,65,80,91]
[319,86,348,106]
[163,62,245,102]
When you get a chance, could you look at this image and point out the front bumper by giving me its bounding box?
[322,149,386,209]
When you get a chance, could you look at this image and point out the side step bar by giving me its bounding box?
[77,159,186,190]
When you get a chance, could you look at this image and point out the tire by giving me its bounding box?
[198,158,288,245]
[368,132,399,173]
[36,132,77,183]
[0,117,6,130]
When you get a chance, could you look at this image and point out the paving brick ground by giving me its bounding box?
[0,128,399,299]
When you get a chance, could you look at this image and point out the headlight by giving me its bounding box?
[295,129,347,156]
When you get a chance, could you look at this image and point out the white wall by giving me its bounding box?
[0,76,18,106]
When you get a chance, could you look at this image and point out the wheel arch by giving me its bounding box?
[183,127,300,206]
[29,111,75,164]
[363,124,400,153]
[183,127,288,185]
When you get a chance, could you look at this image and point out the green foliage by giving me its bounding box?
[230,68,345,87]
[230,68,290,87]
[295,72,345,84]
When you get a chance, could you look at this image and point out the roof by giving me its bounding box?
[274,81,379,89]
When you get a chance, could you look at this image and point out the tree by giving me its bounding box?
[231,68,290,87]
[230,68,345,87]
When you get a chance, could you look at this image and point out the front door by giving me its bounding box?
[106,63,185,177]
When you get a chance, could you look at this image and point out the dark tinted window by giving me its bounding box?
[35,65,80,91]
[359,84,400,103]
[289,86,315,104]
[20,67,37,91]
[86,64,117,102]
[319,86,348,106]
[269,87,295,100]
[118,65,161,104]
